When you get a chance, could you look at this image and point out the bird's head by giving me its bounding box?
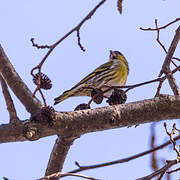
[109,50,124,61]
[109,50,129,73]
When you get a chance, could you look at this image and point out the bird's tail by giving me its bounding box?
[54,89,74,105]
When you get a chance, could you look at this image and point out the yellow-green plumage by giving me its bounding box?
[54,50,129,105]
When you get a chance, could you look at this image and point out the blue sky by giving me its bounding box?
[0,0,180,179]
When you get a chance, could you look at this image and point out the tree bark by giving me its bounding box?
[0,95,180,143]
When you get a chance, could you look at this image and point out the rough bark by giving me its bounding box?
[45,137,75,180]
[0,95,180,143]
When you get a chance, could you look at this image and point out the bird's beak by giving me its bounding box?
[110,50,115,59]
[110,50,113,58]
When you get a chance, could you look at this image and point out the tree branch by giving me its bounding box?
[59,135,180,177]
[167,166,180,174]
[0,44,42,115]
[140,19,180,96]
[30,1,106,76]
[30,0,107,101]
[137,159,179,180]
[137,123,180,180]
[0,95,180,143]
[164,123,180,157]
[140,18,180,31]
[94,65,179,94]
[45,137,75,180]
[0,73,19,123]
[160,25,180,95]
[39,171,100,180]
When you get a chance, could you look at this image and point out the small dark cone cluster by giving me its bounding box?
[91,89,104,104]
[74,103,90,111]
[38,106,55,126]
[107,89,127,105]
[33,73,52,90]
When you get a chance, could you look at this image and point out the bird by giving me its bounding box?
[54,50,129,105]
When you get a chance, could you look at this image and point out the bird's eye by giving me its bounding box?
[112,55,117,59]
[110,51,118,59]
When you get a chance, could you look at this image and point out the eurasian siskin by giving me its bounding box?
[54,50,129,105]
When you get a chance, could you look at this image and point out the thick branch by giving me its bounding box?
[0,95,180,143]
[0,44,42,115]
[45,137,75,180]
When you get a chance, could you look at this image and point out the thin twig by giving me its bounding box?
[31,0,106,75]
[167,167,180,174]
[136,159,179,180]
[124,66,179,93]
[137,123,180,180]
[155,79,165,97]
[164,123,180,157]
[106,66,179,94]
[0,74,19,123]
[155,19,167,54]
[38,171,100,180]
[173,57,180,61]
[140,18,180,69]
[171,59,179,68]
[77,29,86,51]
[39,88,47,106]
[174,126,180,133]
[30,38,51,49]
[59,135,180,177]
[157,171,166,180]
[140,18,180,31]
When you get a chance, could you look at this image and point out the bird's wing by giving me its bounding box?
[72,61,113,89]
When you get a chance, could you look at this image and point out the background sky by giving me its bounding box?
[0,0,180,179]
